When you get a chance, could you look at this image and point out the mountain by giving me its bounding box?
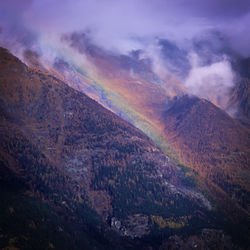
[1,47,245,249]
[22,35,250,224]
[228,57,250,128]
[23,33,187,152]
[163,95,250,221]
[59,38,250,226]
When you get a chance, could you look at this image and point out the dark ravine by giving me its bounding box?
[0,47,248,249]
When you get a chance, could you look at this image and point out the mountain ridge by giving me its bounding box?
[1,46,242,249]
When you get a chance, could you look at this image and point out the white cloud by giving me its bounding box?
[184,53,235,108]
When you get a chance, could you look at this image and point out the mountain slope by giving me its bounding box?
[163,95,250,223]
[1,47,239,249]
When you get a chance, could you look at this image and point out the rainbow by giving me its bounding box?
[29,35,180,158]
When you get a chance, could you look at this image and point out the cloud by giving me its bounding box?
[184,53,235,108]
[0,0,248,111]
[222,13,250,56]
[1,0,249,56]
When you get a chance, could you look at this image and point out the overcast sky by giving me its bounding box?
[0,0,249,110]
[0,0,250,56]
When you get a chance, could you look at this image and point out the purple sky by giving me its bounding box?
[0,0,250,56]
[0,0,249,110]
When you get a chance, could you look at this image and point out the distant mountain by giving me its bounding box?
[163,95,250,220]
[1,47,243,249]
[228,57,250,128]
[229,78,250,128]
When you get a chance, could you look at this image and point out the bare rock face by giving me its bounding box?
[111,215,149,238]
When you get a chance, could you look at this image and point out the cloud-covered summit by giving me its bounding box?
[0,0,249,110]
